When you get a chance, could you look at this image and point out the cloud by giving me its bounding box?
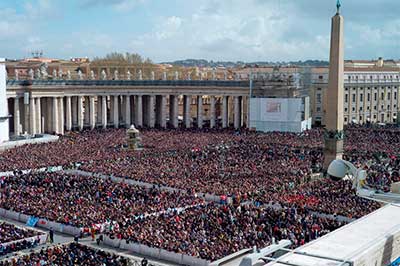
[128,0,331,61]
[0,0,399,61]
[23,0,58,19]
[80,0,145,11]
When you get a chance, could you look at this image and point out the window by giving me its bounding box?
[367,93,371,101]
[388,93,391,100]
[374,106,377,110]
[360,93,363,102]
[395,92,398,100]
[388,105,390,110]
[316,107,321,112]
[316,93,322,104]
[367,106,370,110]
[381,92,384,100]
[344,117,348,122]
[345,88,349,91]
[345,94,348,103]
[360,107,363,111]
[317,88,322,91]
[352,94,356,103]
[344,108,348,112]
[319,75,323,79]
[374,93,377,101]
[352,107,355,112]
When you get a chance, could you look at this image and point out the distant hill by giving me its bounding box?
[160,59,329,68]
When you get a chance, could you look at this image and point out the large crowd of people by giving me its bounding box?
[0,125,397,261]
[81,134,323,196]
[0,243,132,266]
[0,222,41,244]
[0,222,43,257]
[0,173,203,228]
[109,202,343,261]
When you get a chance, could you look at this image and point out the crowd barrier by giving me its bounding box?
[1,233,48,249]
[0,218,48,252]
[0,134,59,151]
[64,169,230,204]
[263,202,355,223]
[0,207,82,237]
[0,165,64,178]
[103,235,211,266]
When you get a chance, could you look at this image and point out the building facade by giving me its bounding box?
[310,66,400,125]
[6,80,249,138]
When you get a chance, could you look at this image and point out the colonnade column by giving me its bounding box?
[14,97,20,136]
[197,96,203,129]
[96,96,102,126]
[102,96,107,129]
[183,95,191,128]
[222,96,229,128]
[66,96,72,131]
[72,97,78,129]
[46,98,52,133]
[169,95,178,128]
[246,96,250,127]
[35,97,41,134]
[161,95,167,128]
[78,96,84,131]
[113,95,119,128]
[58,97,64,135]
[84,96,90,126]
[147,95,155,128]
[134,95,143,127]
[210,96,216,128]
[156,95,167,128]
[89,96,96,129]
[29,96,36,135]
[234,96,241,129]
[52,97,59,134]
[125,95,131,128]
[24,96,29,134]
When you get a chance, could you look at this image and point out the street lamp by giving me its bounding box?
[328,159,400,204]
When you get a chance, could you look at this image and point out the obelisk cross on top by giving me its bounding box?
[323,0,345,171]
[336,0,341,14]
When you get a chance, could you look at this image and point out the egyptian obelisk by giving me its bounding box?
[323,1,344,171]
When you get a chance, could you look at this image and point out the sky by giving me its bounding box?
[0,0,399,62]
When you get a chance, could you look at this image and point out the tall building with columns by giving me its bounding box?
[323,3,345,170]
[311,66,400,126]
[5,79,249,136]
[0,58,9,143]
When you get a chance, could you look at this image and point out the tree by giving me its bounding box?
[92,52,150,65]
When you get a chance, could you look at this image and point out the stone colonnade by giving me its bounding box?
[10,94,248,136]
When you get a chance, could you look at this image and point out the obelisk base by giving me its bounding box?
[323,137,344,171]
